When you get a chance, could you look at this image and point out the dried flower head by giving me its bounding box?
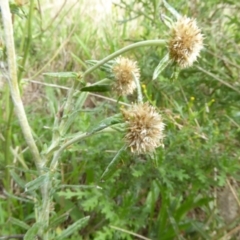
[122,103,165,154]
[112,56,140,96]
[168,16,204,68]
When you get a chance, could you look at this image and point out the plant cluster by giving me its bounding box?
[0,0,240,239]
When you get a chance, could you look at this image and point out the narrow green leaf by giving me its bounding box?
[4,190,33,203]
[43,72,79,78]
[58,184,102,190]
[101,145,126,180]
[88,113,122,134]
[191,221,210,239]
[85,60,114,73]
[162,0,181,19]
[71,52,87,68]
[55,216,90,240]
[74,35,92,59]
[175,196,211,222]
[10,217,30,230]
[75,91,89,109]
[156,180,169,232]
[7,166,38,175]
[24,222,42,240]
[25,173,49,192]
[153,53,171,80]
[49,212,69,229]
[167,208,184,240]
[9,170,26,189]
[81,84,111,92]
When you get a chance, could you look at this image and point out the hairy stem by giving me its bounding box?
[83,39,166,77]
[0,0,48,238]
[133,73,143,103]
[50,130,104,171]
[0,0,42,170]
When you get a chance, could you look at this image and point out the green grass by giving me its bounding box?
[1,0,240,239]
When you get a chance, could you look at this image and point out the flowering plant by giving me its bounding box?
[0,0,206,239]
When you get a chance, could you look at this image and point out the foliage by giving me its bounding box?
[1,0,240,239]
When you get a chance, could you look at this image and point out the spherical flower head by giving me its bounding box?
[168,16,204,68]
[122,103,165,154]
[112,56,140,96]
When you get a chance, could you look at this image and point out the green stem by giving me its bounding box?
[3,1,35,203]
[50,127,112,171]
[18,0,35,80]
[4,103,13,231]
[83,39,166,78]
[0,0,42,171]
[0,1,47,237]
[133,73,143,103]
[50,132,90,171]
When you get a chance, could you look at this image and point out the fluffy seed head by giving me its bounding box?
[122,103,165,154]
[169,16,204,68]
[112,56,140,96]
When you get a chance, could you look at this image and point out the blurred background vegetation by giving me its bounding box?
[0,0,240,239]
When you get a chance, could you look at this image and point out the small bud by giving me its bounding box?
[190,96,195,101]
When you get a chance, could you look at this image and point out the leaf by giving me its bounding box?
[80,84,111,92]
[4,190,33,203]
[9,170,26,189]
[85,60,114,73]
[167,208,183,239]
[191,221,211,239]
[156,180,169,232]
[7,166,38,175]
[74,35,92,59]
[101,145,126,180]
[57,189,85,199]
[9,3,25,18]
[55,193,84,222]
[55,216,90,240]
[81,194,100,211]
[175,196,210,222]
[153,53,171,80]
[43,72,79,78]
[162,0,181,19]
[49,212,69,229]
[24,222,42,240]
[88,113,122,134]
[10,217,30,230]
[25,173,49,192]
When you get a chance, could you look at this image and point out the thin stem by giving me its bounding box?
[18,0,35,81]
[29,24,77,80]
[110,225,152,240]
[133,73,143,103]
[50,128,111,171]
[83,39,166,78]
[0,0,42,170]
[196,66,240,94]
[50,132,87,171]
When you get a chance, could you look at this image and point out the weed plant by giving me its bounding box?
[0,0,240,239]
